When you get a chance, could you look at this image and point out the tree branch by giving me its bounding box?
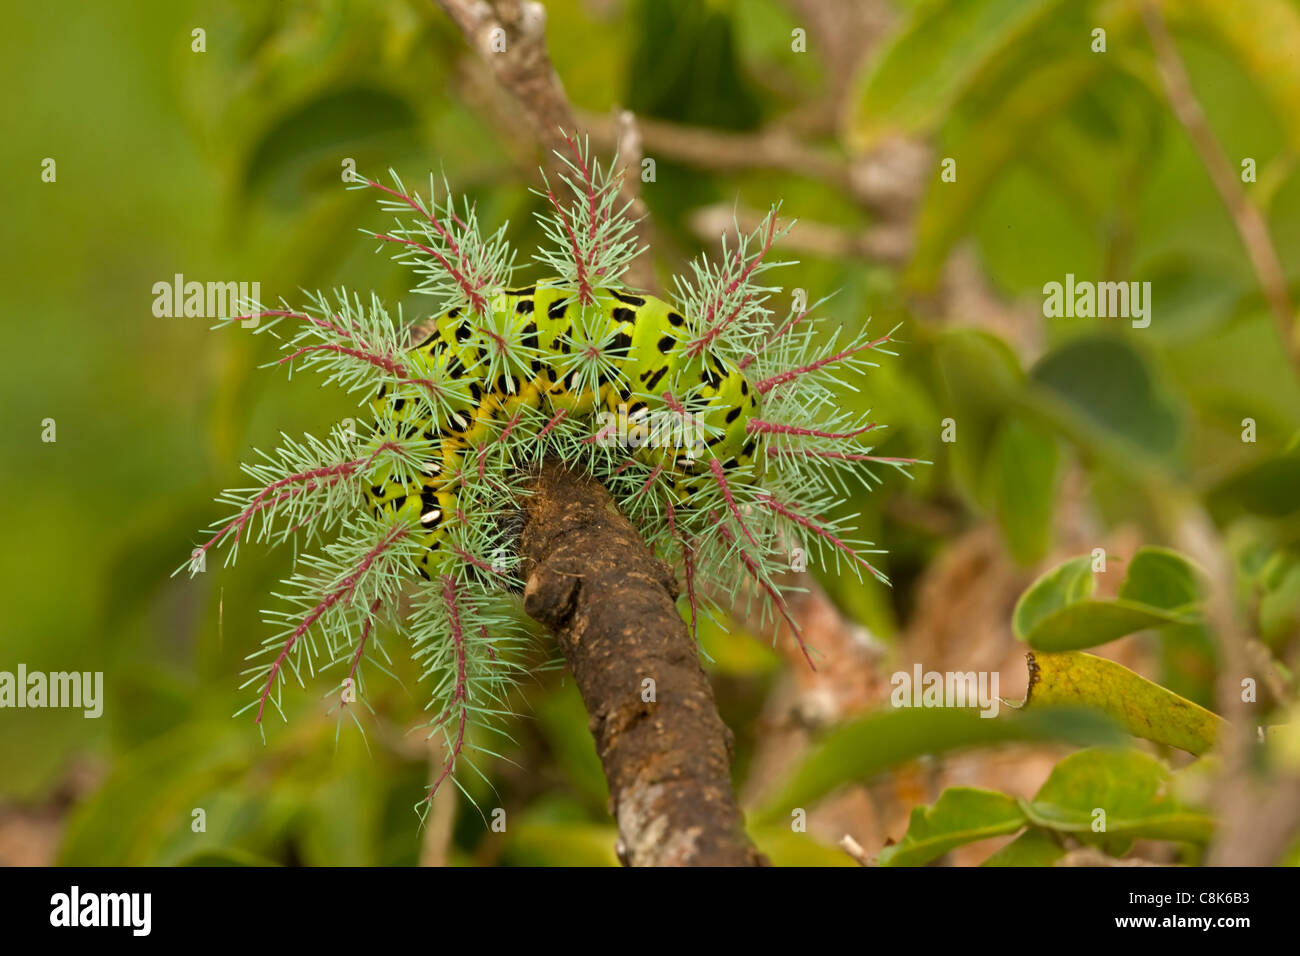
[518,463,767,866]
[435,0,575,155]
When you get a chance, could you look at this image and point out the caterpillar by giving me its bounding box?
[188,139,914,810]
[366,280,764,583]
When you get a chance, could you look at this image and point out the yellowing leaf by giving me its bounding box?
[1025,651,1224,755]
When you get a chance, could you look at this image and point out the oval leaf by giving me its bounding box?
[1025,651,1224,754]
[980,827,1065,867]
[878,787,1026,866]
[753,705,1121,822]
[1021,748,1214,850]
[846,0,1061,149]
[1119,546,1205,610]
[1022,598,1197,652]
[1012,555,1095,641]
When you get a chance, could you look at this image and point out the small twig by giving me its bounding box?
[583,110,930,222]
[611,109,657,292]
[436,1,658,293]
[584,110,854,198]
[1141,1,1298,374]
[418,735,459,866]
[839,833,872,866]
[689,202,910,266]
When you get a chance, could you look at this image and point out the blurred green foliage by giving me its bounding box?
[2,0,1298,865]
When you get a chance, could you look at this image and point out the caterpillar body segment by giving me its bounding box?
[365,280,762,576]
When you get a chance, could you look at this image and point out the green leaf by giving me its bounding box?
[906,56,1101,288]
[1259,558,1300,647]
[753,705,1122,823]
[980,827,1065,866]
[845,0,1062,149]
[1209,454,1300,518]
[934,330,1024,505]
[877,787,1026,866]
[986,417,1060,564]
[1013,551,1201,652]
[1025,651,1225,755]
[1030,336,1182,461]
[1012,555,1095,641]
[1119,546,1205,610]
[1020,599,1198,652]
[1021,748,1214,852]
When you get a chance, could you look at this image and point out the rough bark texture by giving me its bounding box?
[519,463,767,866]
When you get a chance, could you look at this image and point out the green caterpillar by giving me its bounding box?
[366,280,763,581]
[190,143,911,804]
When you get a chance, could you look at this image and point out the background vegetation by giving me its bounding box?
[2,0,1298,866]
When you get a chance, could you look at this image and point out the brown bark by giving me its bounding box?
[518,463,766,866]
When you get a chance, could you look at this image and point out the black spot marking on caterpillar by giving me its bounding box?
[611,307,636,324]
[454,323,471,343]
[548,299,570,320]
[515,299,535,314]
[742,438,757,459]
[370,485,385,499]
[657,334,675,354]
[628,399,648,417]
[610,330,632,353]
[507,286,536,296]
[446,357,466,379]
[420,485,439,515]
[724,406,741,424]
[469,381,483,403]
[521,321,539,350]
[667,311,686,327]
[392,398,406,412]
[609,289,646,306]
[740,379,749,396]
[643,365,668,391]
